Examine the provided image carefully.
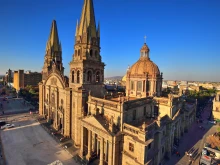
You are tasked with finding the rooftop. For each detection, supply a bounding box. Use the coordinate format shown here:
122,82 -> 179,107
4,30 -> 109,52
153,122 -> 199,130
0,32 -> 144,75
206,134 -> 220,151
128,117 -> 157,130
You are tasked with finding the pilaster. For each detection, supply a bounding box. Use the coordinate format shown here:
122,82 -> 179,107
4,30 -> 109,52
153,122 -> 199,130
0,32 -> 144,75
39,83 -> 43,115
92,132 -> 96,152
108,142 -> 113,165
99,137 -> 104,165
64,88 -> 71,137
80,126 -> 84,158
86,130 -> 92,160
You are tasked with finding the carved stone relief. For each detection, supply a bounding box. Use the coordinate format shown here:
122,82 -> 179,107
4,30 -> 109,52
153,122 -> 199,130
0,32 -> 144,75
51,78 -> 57,86
51,93 -> 55,107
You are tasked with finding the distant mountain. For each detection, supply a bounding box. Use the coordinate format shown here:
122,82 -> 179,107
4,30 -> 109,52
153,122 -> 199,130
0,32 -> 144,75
105,76 -> 123,80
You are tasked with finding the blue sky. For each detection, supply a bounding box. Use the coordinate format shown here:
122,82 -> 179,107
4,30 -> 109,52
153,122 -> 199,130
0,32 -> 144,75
0,0 -> 220,81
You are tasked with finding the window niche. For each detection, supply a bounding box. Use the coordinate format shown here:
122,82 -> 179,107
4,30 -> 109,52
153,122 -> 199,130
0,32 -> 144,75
129,143 -> 134,152
146,81 -> 151,92
95,50 -> 98,58
96,71 -> 100,82
137,81 -> 142,91
77,71 -> 80,83
87,71 -> 92,82
90,49 -> 93,57
131,81 -> 134,90
72,71 -> 74,83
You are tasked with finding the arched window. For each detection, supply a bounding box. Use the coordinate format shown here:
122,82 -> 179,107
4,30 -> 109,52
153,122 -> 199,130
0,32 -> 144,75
77,71 -> 80,83
72,71 -> 74,83
137,81 -> 142,91
96,71 -> 100,82
146,81 -> 151,91
131,81 -> 134,90
95,50 -> 98,58
87,71 -> 92,82
75,50 -> 77,56
78,49 -> 81,56
90,50 -> 93,57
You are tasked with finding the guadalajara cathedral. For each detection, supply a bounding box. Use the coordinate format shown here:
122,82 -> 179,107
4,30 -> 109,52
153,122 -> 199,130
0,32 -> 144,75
39,0 -> 196,165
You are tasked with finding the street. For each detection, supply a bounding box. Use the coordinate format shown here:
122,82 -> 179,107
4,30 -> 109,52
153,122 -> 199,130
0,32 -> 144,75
0,113 -> 78,165
165,102 -> 217,165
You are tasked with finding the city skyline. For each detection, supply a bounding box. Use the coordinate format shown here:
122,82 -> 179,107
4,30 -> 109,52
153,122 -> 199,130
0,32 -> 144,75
0,0 -> 220,81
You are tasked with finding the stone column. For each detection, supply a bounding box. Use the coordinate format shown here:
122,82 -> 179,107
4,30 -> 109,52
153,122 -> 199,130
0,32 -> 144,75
108,142 -> 113,165
92,133 -> 96,152
99,137 -> 104,165
154,80 -> 156,95
79,126 -> 84,158
104,140 -> 108,161
86,130 -> 92,160
97,140 -> 100,155
39,83 -> 43,115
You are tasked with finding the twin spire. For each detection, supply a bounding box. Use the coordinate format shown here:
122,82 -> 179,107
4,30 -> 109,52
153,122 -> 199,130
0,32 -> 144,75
46,20 -> 61,52
75,0 -> 99,39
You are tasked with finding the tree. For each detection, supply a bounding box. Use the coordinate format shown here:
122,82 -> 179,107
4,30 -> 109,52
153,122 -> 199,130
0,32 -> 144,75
29,88 -> 35,95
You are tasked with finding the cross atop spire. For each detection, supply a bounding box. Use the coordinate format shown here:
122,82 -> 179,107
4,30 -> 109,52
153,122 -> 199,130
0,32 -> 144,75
144,35 -> 147,43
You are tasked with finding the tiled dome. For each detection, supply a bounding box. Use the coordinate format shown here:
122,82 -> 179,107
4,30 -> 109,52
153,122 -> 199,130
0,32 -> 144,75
129,57 -> 160,76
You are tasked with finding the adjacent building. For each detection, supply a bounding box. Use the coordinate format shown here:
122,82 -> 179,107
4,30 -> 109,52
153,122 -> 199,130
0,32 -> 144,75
14,70 -> 24,91
14,70 -> 42,90
39,1 -> 196,165
3,69 -> 13,84
212,91 -> 220,119
24,70 -> 42,87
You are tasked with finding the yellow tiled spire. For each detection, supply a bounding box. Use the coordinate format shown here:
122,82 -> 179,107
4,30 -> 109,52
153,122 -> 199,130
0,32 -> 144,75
77,0 -> 97,38
46,20 -> 61,51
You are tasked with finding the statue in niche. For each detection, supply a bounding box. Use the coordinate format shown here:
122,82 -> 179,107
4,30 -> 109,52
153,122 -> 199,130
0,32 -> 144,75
51,78 -> 57,86
51,93 -> 55,107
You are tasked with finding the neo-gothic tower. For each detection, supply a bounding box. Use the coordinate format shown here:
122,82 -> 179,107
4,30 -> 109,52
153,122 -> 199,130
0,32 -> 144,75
69,0 -> 105,147
69,0 -> 105,97
42,20 -> 64,80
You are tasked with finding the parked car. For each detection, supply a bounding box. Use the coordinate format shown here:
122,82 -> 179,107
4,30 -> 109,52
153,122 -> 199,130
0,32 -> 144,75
1,124 -> 15,130
0,121 -> 6,126
208,120 -> 216,124
51,131 -> 59,135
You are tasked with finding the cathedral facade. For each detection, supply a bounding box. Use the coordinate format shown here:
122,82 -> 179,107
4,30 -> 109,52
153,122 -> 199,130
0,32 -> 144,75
39,0 -> 196,165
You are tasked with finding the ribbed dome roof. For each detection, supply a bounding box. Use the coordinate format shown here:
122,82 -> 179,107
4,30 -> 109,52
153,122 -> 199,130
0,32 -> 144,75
129,58 -> 160,76
122,75 -> 126,81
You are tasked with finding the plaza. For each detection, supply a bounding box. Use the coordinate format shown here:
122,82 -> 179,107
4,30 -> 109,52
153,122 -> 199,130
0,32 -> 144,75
0,97 -> 34,115
0,113 -> 78,165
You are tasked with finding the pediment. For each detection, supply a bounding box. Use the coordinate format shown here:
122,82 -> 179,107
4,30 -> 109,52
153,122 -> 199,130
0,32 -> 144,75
82,116 -> 111,135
